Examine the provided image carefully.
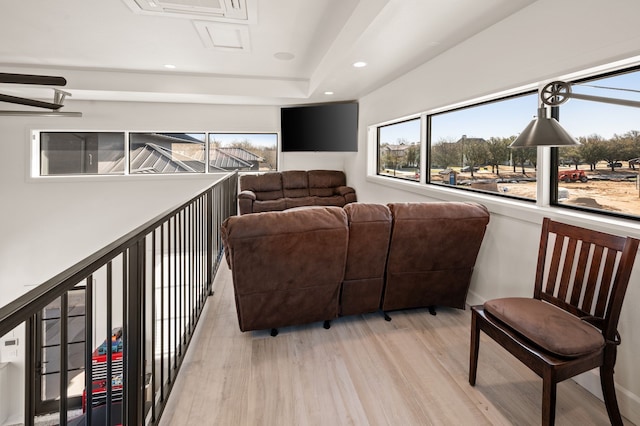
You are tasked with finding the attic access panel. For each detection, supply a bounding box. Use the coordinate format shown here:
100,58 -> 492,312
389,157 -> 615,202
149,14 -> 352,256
125,0 -> 248,21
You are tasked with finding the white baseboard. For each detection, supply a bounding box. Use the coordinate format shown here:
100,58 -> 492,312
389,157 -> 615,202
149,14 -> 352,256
466,290 -> 640,425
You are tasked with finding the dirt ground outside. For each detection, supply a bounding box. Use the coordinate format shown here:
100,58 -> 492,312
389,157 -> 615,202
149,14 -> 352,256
427,164 -> 640,217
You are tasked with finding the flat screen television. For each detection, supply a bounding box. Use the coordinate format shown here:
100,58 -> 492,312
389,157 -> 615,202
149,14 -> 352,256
280,102 -> 358,152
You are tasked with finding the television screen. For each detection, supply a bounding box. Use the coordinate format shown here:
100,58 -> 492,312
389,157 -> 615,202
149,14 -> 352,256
280,102 -> 358,152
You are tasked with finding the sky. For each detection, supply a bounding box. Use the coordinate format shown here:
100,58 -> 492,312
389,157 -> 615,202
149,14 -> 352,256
209,133 -> 277,148
561,71 -> 640,139
379,70 -> 640,144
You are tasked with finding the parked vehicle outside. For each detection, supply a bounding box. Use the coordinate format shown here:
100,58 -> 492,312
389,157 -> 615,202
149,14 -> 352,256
558,170 -> 588,183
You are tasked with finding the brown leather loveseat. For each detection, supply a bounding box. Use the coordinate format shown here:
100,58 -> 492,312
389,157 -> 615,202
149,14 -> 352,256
237,170 -> 357,215
221,201 -> 489,334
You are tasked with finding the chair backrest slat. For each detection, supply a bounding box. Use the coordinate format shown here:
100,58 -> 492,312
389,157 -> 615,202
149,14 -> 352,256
544,236 -> 565,295
581,244 -> 604,314
594,249 -> 618,317
557,236 -> 578,300
535,218 -> 639,340
569,242 -> 590,306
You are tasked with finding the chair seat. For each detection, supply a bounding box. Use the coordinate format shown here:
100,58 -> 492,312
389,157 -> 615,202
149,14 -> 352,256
484,297 -> 605,358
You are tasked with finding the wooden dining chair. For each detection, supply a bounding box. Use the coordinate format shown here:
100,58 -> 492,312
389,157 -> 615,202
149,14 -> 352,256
469,217 -> 639,425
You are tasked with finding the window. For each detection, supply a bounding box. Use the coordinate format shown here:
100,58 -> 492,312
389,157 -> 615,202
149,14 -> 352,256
429,92 -> 538,200
209,133 -> 278,172
129,133 -> 206,174
40,132 -> 125,176
372,61 -> 640,221
554,67 -> 640,218
377,118 -> 421,181
37,131 -> 279,176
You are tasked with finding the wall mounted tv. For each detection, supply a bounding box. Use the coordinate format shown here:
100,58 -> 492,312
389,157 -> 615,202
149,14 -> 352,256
280,102 -> 358,152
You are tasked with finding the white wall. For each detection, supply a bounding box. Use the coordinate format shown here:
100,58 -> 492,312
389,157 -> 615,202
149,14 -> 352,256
0,101 -> 280,423
0,101 -> 280,304
351,0 -> 640,423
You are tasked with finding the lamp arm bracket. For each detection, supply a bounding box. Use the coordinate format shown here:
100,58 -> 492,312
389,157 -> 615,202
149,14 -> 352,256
541,80 -> 640,109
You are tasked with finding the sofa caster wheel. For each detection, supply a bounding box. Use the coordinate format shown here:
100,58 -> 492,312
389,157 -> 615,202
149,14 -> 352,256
323,320 -> 331,329
428,306 -> 437,316
383,312 -> 392,322
270,328 -> 278,337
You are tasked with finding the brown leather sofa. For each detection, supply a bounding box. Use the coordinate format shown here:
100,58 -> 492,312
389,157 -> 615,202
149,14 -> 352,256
381,202 -> 490,314
221,201 -> 489,334
221,206 -> 349,334
237,170 -> 357,215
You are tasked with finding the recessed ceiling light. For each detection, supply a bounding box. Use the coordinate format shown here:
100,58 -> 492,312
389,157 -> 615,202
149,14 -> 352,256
164,64 -> 176,69
324,91 -> 334,95
274,52 -> 295,61
353,61 -> 367,68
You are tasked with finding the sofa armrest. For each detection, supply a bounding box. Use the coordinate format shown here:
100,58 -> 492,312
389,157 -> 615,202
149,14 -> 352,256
238,190 -> 256,215
335,185 -> 355,196
238,190 -> 257,201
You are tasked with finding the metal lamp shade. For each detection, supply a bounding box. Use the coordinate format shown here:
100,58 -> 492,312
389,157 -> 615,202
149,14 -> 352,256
510,115 -> 580,148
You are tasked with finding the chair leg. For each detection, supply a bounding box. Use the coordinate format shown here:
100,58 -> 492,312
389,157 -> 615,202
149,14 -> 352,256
600,363 -> 624,426
542,374 -> 557,426
469,309 -> 480,386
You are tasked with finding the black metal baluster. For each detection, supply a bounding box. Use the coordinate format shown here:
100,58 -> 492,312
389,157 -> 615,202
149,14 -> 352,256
84,276 -> 93,426
151,228 -> 157,421
125,240 -> 144,426
59,293 -> 68,426
160,222 -> 166,400
121,250 -> 128,424
25,316 -> 36,426
106,262 -> 113,426
172,214 -> 177,374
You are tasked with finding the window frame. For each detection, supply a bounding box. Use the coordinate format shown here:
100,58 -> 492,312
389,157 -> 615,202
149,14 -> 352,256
128,132 -> 207,175
369,62 -> 640,223
549,65 -> 640,221
38,131 -> 127,177
376,117 -> 422,182
31,130 -> 280,180
426,89 -> 539,203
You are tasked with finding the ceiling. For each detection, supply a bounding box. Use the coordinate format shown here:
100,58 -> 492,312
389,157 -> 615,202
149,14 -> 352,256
0,0 -> 537,108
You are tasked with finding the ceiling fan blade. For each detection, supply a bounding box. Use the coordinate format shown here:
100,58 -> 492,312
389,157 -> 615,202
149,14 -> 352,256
0,72 -> 67,86
0,93 -> 63,110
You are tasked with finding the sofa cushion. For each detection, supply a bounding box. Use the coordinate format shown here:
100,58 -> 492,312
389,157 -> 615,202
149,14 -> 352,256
484,297 -> 605,358
309,170 -> 346,197
285,196 -> 315,209
314,195 -> 346,206
386,202 -> 489,274
240,173 -> 284,201
282,170 -> 310,198
253,199 -> 287,213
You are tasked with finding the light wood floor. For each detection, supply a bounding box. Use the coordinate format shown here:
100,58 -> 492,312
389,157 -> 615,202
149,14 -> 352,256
158,263 -> 631,425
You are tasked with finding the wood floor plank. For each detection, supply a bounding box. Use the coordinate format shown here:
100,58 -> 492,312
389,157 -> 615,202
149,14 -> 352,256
159,263 -> 633,425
